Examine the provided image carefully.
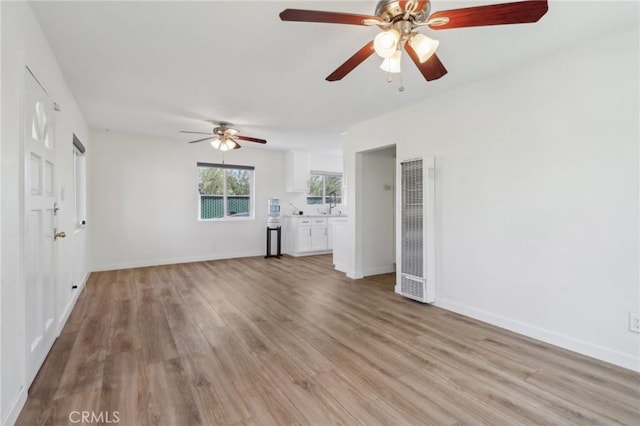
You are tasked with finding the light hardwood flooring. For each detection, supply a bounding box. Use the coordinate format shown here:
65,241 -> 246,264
17,255 -> 640,425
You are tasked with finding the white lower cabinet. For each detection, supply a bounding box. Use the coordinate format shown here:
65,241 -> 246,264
296,225 -> 313,252
311,226 -> 327,251
285,217 -> 331,256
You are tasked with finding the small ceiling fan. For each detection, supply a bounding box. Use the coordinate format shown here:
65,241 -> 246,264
181,122 -> 267,151
280,0 -> 548,82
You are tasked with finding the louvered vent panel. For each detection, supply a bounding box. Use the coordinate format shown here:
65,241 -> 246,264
401,275 -> 424,301
401,159 -> 424,278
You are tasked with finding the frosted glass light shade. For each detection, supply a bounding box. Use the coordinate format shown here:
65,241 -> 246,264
210,138 -> 239,151
374,29 -> 400,58
210,138 -> 222,150
409,33 -> 439,63
380,50 -> 402,73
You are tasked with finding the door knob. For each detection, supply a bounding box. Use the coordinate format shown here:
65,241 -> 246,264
54,229 -> 66,240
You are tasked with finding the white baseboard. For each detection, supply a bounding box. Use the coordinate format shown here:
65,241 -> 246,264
283,250 -> 332,258
363,264 -> 395,277
2,386 -> 26,426
434,298 -> 640,372
58,271 -> 90,334
91,250 -> 264,272
334,262 -> 349,273
346,271 -> 364,279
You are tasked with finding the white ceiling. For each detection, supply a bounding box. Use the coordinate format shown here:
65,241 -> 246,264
30,1 -> 639,154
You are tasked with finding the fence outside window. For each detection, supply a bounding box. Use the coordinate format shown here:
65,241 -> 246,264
200,195 -> 250,219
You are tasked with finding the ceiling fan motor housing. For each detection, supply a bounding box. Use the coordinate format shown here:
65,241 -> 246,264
375,0 -> 430,23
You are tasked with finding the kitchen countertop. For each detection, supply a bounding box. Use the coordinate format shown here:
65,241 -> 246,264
284,214 -> 348,218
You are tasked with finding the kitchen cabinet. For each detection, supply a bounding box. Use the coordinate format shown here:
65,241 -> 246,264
285,150 -> 310,192
294,219 -> 313,252
284,216 -> 331,256
311,224 -> 328,251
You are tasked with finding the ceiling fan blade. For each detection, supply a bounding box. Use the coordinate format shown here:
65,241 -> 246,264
326,41 -> 375,82
235,135 -> 267,144
405,43 -> 447,81
279,9 -> 380,26
428,0 -> 548,30
180,130 -> 211,135
229,138 -> 242,150
188,136 -> 216,144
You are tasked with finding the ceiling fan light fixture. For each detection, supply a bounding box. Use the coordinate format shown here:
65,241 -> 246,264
374,29 -> 400,58
380,50 -> 402,73
210,138 -> 222,150
214,138 -> 239,152
409,33 -> 439,63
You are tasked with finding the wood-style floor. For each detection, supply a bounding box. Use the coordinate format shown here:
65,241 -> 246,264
18,255 -> 640,425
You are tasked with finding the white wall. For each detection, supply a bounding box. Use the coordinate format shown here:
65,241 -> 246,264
360,146 -> 395,276
1,2 -> 91,424
90,130 -> 298,270
344,27 -> 639,371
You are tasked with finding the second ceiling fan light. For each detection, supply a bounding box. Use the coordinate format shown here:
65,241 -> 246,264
409,33 -> 439,63
380,50 -> 402,73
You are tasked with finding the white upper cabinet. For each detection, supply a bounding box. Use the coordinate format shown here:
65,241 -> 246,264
285,150 -> 310,192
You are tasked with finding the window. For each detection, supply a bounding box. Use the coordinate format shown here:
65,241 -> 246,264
307,172 -> 342,205
72,134 -> 86,228
197,162 -> 254,220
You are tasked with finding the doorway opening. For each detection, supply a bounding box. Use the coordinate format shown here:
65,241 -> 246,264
355,145 -> 396,285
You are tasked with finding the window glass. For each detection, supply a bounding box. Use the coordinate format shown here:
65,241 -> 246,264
324,175 -> 343,204
226,169 -> 251,217
198,164 -> 254,220
306,173 -> 343,205
307,175 -> 324,205
73,146 -> 86,228
32,101 -> 52,148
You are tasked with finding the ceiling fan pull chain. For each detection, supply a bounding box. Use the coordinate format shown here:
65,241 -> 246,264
398,56 -> 405,93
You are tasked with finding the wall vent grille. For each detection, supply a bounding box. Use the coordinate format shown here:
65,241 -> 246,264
400,275 -> 425,301
400,159 -> 427,302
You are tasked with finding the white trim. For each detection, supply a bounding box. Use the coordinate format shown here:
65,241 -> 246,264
2,387 -> 26,426
434,298 -> 640,372
197,216 -> 255,222
346,271 -> 364,280
91,250 -> 264,272
57,271 -> 90,334
334,262 -> 349,273
284,250 -> 331,258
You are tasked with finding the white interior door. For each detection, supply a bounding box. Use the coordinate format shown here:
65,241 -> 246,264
24,68 -> 58,385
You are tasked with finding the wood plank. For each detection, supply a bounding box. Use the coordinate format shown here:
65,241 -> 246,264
101,350 -> 140,425
54,313 -> 111,399
146,357 -> 201,425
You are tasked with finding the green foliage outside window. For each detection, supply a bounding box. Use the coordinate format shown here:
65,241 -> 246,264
307,173 -> 342,205
198,165 -> 253,219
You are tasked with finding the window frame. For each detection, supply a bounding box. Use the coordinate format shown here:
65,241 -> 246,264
72,134 -> 86,230
197,162 -> 255,222
306,171 -> 343,206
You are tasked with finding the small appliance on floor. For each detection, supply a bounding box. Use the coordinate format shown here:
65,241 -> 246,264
265,198 -> 282,258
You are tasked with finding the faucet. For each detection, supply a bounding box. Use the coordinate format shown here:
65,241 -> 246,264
328,192 -> 337,215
